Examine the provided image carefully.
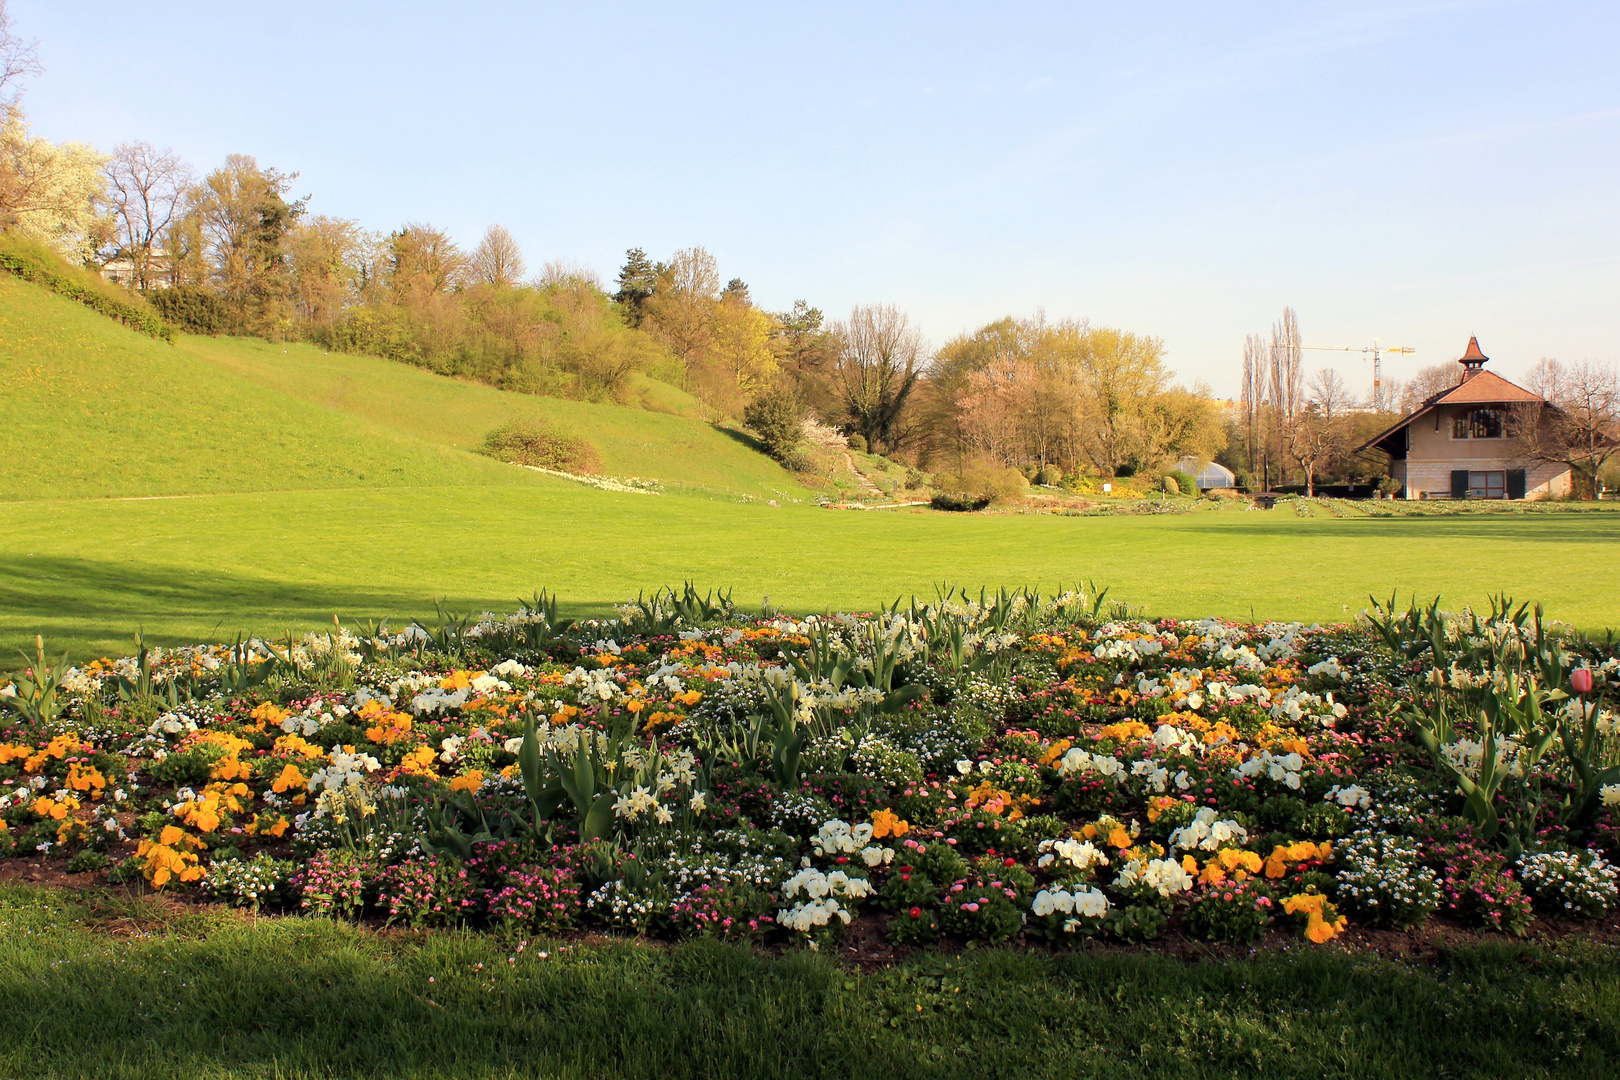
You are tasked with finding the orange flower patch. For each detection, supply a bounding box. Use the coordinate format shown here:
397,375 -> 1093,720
871,809 -> 910,839
67,762 -> 107,795
448,770 -> 485,793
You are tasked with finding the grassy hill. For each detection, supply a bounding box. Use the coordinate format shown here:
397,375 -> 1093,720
0,271 -> 809,503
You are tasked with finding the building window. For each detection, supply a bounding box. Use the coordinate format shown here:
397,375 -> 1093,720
1470,408 -> 1502,439
1469,471 -> 1505,499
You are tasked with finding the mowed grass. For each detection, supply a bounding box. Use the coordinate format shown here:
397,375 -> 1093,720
4,485 -> 1618,657
3,269 -> 1617,658
1,885 -> 1617,1080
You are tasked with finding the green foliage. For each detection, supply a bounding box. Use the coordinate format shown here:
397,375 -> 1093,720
930,491 -> 992,512
0,234 -> 173,341
148,285 -> 233,334
742,384 -> 806,463
847,433 -> 868,453
479,420 -> 601,474
1166,469 -> 1197,495
1183,882 -> 1273,943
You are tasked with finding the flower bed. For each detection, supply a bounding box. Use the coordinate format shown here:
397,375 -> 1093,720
4,586 -> 1619,952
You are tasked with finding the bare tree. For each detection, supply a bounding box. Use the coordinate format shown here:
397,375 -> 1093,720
832,303 -> 926,453
1309,366 -> 1356,422
104,141 -> 191,288
468,223 -> 525,287
1510,359 -> 1620,498
537,257 -> 601,290
1239,332 -> 1266,481
1267,307 -> 1302,488
1398,363 -> 1461,413
0,0 -> 41,109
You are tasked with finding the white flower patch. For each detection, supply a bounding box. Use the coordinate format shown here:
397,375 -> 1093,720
1036,838 -> 1110,873
1601,784 -> 1620,808
1032,886 -> 1110,920
1237,750 -> 1304,789
1440,737 -> 1525,780
307,751 -> 380,791
1113,857 -> 1194,897
811,818 -> 876,857
1168,807 -> 1249,853
1307,657 -> 1343,681
1056,748 -> 1126,779
1214,643 -> 1266,671
409,687 -> 469,717
1325,784 -> 1372,809
776,867 -> 874,933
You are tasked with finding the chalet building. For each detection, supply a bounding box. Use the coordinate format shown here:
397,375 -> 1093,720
1359,337 -> 1571,500
100,252 -> 174,290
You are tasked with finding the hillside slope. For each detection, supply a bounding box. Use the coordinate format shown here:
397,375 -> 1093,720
0,273 -> 808,502
180,336 -> 809,499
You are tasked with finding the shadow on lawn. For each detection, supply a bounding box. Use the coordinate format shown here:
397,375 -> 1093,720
1182,513 -> 1620,544
0,554 -> 586,657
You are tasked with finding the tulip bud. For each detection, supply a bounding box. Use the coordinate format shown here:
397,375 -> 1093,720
1572,669 -> 1594,695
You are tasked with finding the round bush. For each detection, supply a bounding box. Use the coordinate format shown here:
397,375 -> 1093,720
479,421 -> 601,474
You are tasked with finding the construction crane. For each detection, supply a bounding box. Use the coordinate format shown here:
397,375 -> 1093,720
1301,341 -> 1416,411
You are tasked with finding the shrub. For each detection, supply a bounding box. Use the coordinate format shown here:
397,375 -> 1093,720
1184,880 -> 1273,943
1035,464 -> 1064,486
1519,849 -> 1619,919
930,492 -> 991,512
939,873 -> 1024,943
479,420 -> 601,474
0,235 -> 174,341
204,853 -> 297,911
374,856 -> 478,928
1170,469 -> 1198,494
1334,831 -> 1440,928
148,285 -> 233,335
742,385 -> 806,463
294,850 -> 371,918
847,433 -> 868,453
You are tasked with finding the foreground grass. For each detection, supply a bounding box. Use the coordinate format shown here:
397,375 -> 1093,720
0,885 -> 1614,1079
3,484 -> 1619,657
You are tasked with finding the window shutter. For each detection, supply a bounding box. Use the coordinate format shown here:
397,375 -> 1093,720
1507,470 -> 1527,500
1451,470 -> 1469,499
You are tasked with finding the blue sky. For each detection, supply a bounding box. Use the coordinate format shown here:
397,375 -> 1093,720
15,1 -> 1619,395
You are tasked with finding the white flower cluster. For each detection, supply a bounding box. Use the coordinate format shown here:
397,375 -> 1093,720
203,855 -> 295,910
1519,849 -> 1619,919
776,867 -> 874,933
810,819 -> 892,867
1333,830 -> 1440,928
1056,747 -> 1126,779
1031,886 -> 1110,923
1093,636 -> 1166,663
1306,656 -> 1343,680
1112,857 -> 1194,897
1324,784 -> 1371,809
1168,807 -> 1248,853
1439,737 -> 1525,780
307,751 -> 380,791
1236,750 -> 1304,789
1601,783 -> 1620,808
1036,837 -> 1111,873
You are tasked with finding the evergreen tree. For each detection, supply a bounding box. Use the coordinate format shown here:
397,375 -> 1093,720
613,247 -> 658,326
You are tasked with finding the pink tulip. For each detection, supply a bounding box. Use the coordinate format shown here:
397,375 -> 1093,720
1572,669 -> 1594,695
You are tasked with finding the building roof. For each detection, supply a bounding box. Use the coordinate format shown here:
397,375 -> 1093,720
1355,337 -> 1548,454
1429,369 -> 1542,406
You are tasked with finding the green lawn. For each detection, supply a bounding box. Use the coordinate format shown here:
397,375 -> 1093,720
4,267 -> 1618,659
4,485 -> 1618,658
1,884 -> 1615,1079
